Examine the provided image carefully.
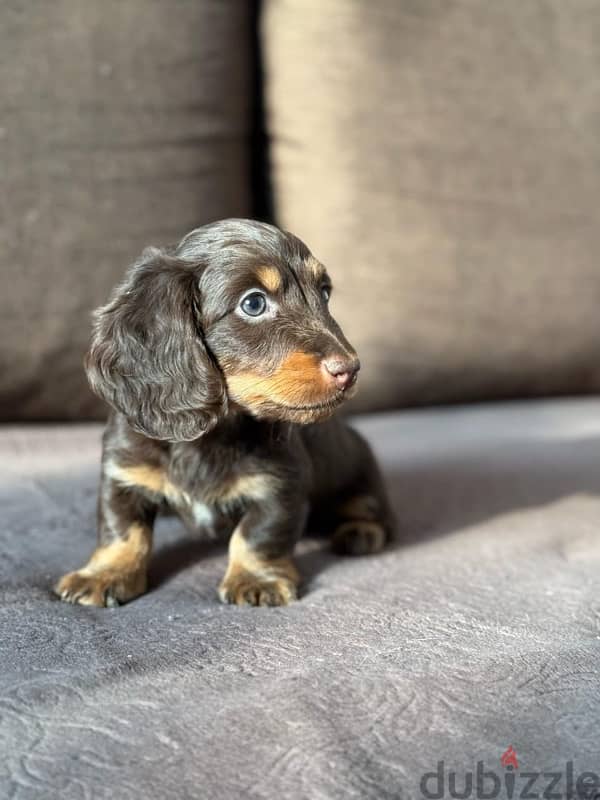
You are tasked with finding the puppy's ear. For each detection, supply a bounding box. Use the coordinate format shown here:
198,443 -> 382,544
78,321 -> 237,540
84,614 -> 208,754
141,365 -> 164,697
86,247 -> 227,441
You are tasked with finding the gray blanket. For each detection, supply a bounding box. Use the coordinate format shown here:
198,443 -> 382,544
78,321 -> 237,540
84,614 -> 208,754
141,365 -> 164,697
2,400 -> 600,799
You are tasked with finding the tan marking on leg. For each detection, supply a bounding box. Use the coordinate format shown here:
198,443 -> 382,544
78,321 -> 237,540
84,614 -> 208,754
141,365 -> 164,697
54,523 -> 152,607
218,527 -> 299,607
333,495 -> 386,556
256,265 -> 282,293
338,494 -> 380,522
106,462 -> 188,505
212,473 -> 279,506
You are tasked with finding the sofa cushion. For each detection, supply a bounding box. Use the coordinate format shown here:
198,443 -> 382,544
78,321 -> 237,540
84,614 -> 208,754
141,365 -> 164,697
0,1 -> 252,421
2,399 -> 600,796
262,0 -> 600,411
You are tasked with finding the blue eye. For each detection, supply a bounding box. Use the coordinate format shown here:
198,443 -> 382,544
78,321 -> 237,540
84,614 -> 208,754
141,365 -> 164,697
241,291 -> 267,317
321,285 -> 331,302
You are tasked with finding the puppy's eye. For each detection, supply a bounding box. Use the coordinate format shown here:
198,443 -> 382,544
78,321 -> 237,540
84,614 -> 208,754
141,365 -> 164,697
321,285 -> 331,302
241,291 -> 267,317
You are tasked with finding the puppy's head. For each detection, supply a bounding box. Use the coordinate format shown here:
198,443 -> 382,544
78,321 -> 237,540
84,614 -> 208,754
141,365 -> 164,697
86,219 -> 359,441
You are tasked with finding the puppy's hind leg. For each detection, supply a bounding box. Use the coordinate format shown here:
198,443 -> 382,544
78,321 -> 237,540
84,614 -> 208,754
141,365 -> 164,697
330,430 -> 394,557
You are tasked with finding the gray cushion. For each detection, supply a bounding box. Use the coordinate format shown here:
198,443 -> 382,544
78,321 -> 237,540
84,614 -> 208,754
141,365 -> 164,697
0,1 -> 252,421
262,0 -> 600,411
2,399 -> 600,796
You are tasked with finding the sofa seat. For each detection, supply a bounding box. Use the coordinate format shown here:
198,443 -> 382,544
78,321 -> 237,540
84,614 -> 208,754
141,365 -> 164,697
2,399 -> 600,798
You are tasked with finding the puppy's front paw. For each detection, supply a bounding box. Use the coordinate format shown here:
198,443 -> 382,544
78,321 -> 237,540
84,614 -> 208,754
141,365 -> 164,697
220,528 -> 299,607
54,567 -> 147,607
218,572 -> 297,607
332,520 -> 386,556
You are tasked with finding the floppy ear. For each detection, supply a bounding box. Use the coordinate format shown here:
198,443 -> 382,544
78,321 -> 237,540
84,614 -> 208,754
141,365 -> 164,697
86,247 -> 227,441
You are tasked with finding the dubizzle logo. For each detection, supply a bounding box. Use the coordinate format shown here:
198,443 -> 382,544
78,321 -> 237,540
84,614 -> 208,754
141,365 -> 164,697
419,746 -> 600,799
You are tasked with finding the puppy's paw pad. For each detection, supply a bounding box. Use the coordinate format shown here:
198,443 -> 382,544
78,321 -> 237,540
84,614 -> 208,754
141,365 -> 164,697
332,520 -> 386,556
54,569 -> 144,607
218,574 -> 297,607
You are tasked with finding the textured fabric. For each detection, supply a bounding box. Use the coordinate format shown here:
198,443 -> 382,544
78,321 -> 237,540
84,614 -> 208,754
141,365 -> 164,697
262,0 -> 600,411
0,1 -> 252,421
2,399 -> 600,798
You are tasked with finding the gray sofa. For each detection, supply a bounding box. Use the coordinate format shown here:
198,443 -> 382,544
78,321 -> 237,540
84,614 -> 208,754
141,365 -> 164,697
2,2 -> 600,797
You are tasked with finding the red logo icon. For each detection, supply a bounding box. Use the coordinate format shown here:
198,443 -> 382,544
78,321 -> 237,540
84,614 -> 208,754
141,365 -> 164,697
501,745 -> 519,770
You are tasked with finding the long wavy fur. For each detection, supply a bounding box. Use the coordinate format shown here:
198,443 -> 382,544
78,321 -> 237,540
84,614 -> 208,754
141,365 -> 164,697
85,247 -> 227,442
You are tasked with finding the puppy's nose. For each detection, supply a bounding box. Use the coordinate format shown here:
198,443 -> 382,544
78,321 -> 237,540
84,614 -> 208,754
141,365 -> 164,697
322,356 -> 360,391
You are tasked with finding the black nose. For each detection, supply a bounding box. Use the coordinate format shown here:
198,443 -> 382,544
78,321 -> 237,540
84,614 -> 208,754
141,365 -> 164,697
322,356 -> 360,391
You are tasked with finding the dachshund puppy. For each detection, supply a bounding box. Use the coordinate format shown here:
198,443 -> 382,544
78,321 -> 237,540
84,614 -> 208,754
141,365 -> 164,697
55,219 -> 393,607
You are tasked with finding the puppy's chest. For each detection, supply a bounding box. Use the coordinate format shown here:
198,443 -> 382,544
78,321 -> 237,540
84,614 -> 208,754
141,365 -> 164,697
162,459 -> 235,525
109,440 -> 271,529
158,467 -> 235,527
